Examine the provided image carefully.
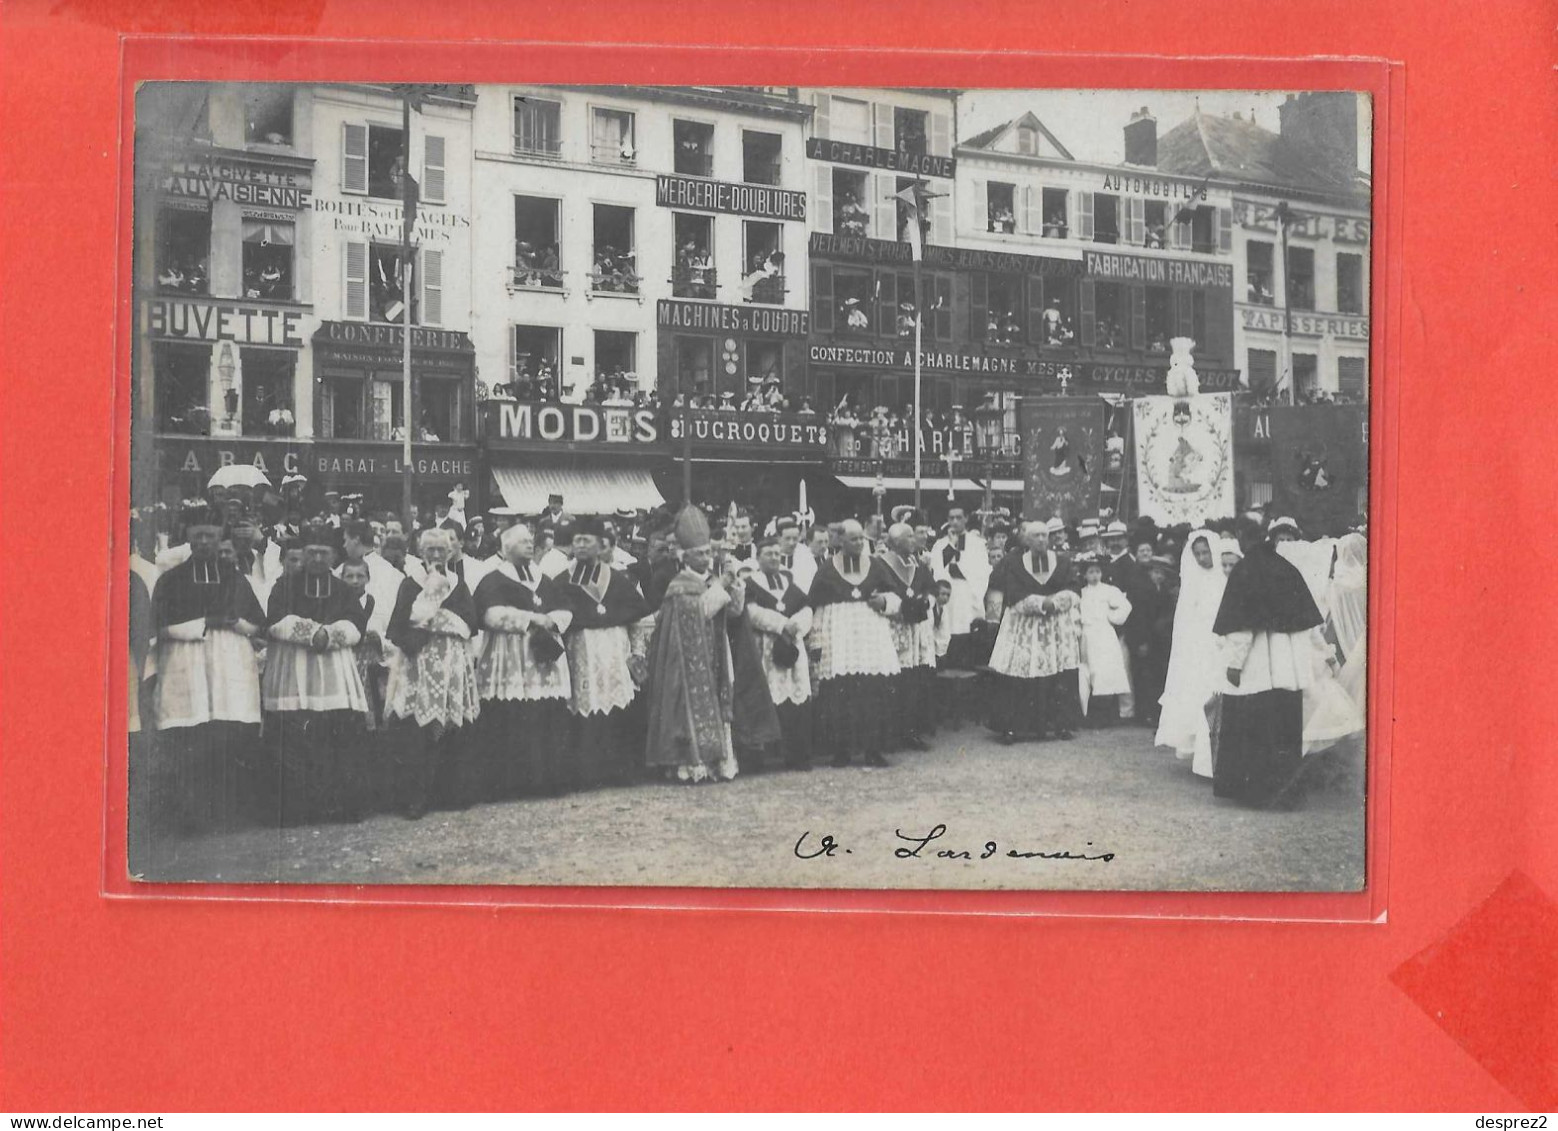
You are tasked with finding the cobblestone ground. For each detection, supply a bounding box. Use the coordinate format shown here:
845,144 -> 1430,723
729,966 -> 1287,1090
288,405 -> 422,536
134,721 -> 1367,893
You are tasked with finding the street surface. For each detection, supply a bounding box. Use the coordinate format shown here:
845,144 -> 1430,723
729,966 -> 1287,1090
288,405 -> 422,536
140,722 -> 1367,892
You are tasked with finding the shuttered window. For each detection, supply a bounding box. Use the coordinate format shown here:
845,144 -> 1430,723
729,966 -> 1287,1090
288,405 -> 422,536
422,134 -> 446,204
1247,348 -> 1278,392
1338,356 -> 1367,397
342,123 -> 368,194
421,248 -> 443,326
344,241 -> 368,319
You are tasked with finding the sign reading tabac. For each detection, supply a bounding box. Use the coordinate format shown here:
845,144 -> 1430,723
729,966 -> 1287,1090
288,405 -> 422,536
654,175 -> 807,221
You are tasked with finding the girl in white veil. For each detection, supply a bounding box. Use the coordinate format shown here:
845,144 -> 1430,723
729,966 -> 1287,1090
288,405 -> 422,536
1154,529 -> 1226,776
1328,532 -> 1368,716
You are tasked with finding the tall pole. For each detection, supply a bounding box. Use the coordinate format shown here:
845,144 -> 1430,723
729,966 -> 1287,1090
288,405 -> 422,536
400,93 -> 415,530
681,394 -> 693,506
1278,200 -> 1295,407
912,253 -> 923,511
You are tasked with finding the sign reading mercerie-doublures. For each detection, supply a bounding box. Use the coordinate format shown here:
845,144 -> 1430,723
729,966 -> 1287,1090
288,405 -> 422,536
654,175 -> 807,220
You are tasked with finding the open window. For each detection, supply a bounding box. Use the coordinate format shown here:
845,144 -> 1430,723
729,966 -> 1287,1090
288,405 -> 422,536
673,119 -> 714,177
742,130 -> 782,185
746,341 -> 785,399
832,168 -> 870,237
1093,193 -> 1120,244
894,107 -> 928,155
1287,246 -> 1316,310
508,325 -> 562,400
366,124 -> 406,200
674,336 -> 715,398
987,182 -> 1016,233
241,218 -> 293,300
240,348 -> 295,436
672,213 -> 715,299
592,330 -> 637,403
416,378 -> 460,441
1144,286 -> 1173,353
829,96 -> 871,145
367,243 -> 414,324
513,95 -> 562,157
514,195 -> 563,288
155,206 -> 209,294
153,343 -> 210,433
1189,205 -> 1217,254
318,375 -> 365,440
1093,282 -> 1126,349
1041,188 -> 1068,238
741,221 -> 785,304
1293,352 -> 1319,399
243,84 -> 293,146
1143,201 -> 1168,249
984,274 -> 1024,345
592,204 -> 638,294
1337,252 -> 1364,314
1037,278 -> 1078,346
833,267 -> 874,335
590,107 -> 636,165
1247,240 -> 1275,304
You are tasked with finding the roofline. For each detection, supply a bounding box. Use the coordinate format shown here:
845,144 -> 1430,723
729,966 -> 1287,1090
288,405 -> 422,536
561,85 -> 813,122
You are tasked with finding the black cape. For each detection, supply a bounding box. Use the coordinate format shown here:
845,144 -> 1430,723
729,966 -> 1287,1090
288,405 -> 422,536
1212,542 -> 1323,635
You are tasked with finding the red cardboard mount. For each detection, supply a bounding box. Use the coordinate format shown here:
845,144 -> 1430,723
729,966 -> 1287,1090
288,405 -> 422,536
2,3 -> 1553,1111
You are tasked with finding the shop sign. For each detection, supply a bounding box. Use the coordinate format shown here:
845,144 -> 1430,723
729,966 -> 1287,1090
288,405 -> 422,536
832,457 -> 1024,480
1084,250 -> 1234,290
1233,199 -> 1371,244
311,198 -> 470,243
1239,305 -> 1369,340
160,154 -> 311,210
656,300 -> 809,338
809,232 -> 1081,276
157,437 -> 305,480
144,298 -> 305,348
488,401 -> 660,445
311,443 -> 475,482
805,137 -> 954,178
1099,172 -> 1210,202
669,411 -> 830,450
655,175 -> 807,221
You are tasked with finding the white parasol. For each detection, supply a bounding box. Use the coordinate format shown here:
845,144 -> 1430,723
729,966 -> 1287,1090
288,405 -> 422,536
207,464 -> 272,490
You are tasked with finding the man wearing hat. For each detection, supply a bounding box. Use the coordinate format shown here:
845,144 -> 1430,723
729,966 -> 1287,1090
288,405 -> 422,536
1076,518 -> 1103,559
930,506 -> 991,670
261,523 -> 371,826
1102,519 -> 1149,723
742,536 -> 815,771
645,507 -> 776,783
550,516 -> 652,788
146,503 -> 267,843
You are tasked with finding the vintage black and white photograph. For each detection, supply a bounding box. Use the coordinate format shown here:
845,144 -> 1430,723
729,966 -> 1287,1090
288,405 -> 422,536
125,83 -> 1373,891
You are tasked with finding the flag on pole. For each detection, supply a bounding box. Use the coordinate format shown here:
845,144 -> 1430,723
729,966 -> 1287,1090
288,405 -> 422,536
892,179 -> 929,262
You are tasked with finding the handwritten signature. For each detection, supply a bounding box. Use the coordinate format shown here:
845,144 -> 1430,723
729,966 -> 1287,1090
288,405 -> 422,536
793,824 -> 1115,863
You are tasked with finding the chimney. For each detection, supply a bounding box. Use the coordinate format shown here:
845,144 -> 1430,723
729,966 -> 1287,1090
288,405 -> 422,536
1123,106 -> 1156,166
1279,91 -> 1358,174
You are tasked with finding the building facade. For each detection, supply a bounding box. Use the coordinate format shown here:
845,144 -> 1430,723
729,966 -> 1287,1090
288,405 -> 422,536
133,82 -> 318,505
469,85 -> 815,515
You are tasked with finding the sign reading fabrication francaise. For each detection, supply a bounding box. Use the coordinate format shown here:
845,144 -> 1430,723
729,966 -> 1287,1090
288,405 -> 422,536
1085,251 -> 1233,290
657,300 -> 809,338
655,175 -> 807,221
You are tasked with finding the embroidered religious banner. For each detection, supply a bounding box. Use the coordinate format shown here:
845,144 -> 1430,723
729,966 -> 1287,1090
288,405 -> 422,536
1018,397 -> 1107,522
1269,402 -> 1368,536
1132,393 -> 1236,526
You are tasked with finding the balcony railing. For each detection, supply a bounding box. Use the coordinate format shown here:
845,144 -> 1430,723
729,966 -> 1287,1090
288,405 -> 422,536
674,152 -> 714,177
513,135 -> 562,158
591,141 -> 636,165
512,262 -> 565,290
671,266 -> 717,299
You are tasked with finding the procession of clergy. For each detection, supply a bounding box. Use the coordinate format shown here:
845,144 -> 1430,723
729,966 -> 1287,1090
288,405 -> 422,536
127,488 -> 1366,851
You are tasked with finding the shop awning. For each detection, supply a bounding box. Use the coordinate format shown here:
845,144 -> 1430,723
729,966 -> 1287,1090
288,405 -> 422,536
491,465 -> 665,515
835,474 -> 985,493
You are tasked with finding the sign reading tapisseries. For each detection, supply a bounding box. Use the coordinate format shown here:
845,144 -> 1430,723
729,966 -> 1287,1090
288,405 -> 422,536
805,137 -> 955,178
1084,251 -> 1234,290
656,300 -> 809,338
1239,305 -> 1370,340
655,175 -> 807,220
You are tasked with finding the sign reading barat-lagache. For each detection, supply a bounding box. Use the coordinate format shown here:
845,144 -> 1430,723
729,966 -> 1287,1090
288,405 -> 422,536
655,175 -> 807,221
491,402 -> 661,445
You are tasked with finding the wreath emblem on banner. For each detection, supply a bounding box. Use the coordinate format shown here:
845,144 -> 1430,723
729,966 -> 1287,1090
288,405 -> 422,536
1138,398 -> 1231,523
